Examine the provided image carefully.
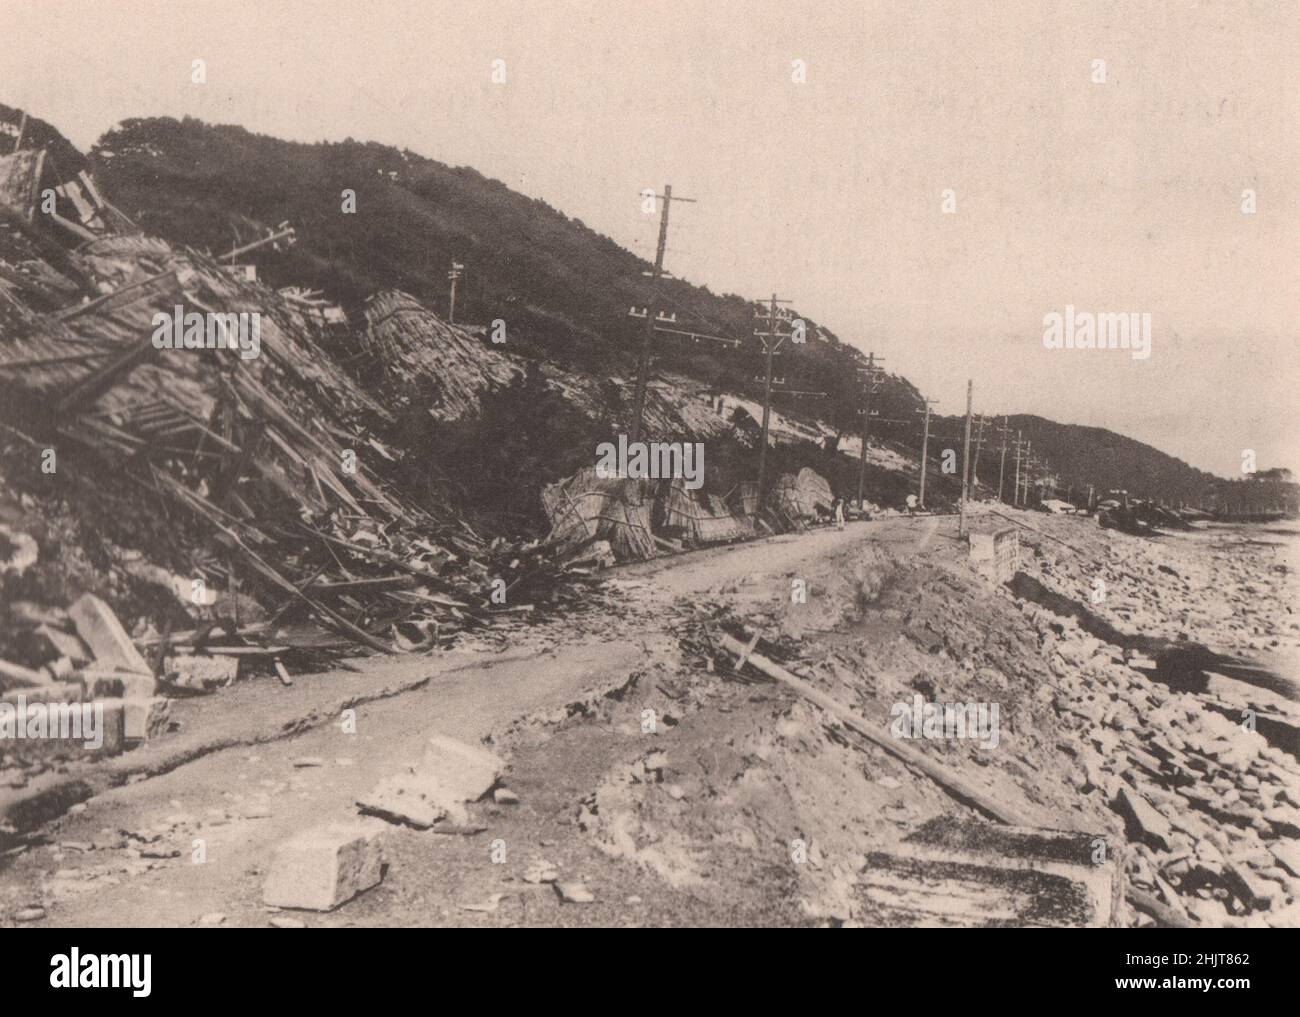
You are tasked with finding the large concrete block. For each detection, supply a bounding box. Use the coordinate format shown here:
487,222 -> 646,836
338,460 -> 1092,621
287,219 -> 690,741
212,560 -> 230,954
859,816 -> 1124,928
417,734 -> 503,802
360,736 -> 505,829
68,594 -> 152,676
123,697 -> 171,741
358,773 -> 448,828
263,822 -> 386,911
0,695 -> 125,758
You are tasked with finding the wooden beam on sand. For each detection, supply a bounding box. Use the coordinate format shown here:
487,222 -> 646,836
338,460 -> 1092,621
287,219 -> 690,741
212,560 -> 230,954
714,630 -> 1029,826
713,630 -> 1194,928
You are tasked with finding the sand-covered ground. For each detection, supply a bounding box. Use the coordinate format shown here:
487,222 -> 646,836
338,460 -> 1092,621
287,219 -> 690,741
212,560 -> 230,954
4,512 -> 1296,927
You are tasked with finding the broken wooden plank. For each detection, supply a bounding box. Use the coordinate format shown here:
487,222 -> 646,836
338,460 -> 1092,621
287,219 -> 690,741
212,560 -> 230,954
152,473 -> 394,654
0,657 -> 48,687
306,575 -> 418,596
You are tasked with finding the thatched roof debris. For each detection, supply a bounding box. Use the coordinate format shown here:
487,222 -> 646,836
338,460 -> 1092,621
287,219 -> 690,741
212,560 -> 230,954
0,155 -> 603,710
541,467 -> 657,562
765,468 -> 834,529
362,290 -> 519,420
541,466 -> 832,563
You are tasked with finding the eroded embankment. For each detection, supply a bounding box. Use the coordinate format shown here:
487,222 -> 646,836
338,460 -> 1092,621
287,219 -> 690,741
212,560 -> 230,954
494,516 -> 1299,927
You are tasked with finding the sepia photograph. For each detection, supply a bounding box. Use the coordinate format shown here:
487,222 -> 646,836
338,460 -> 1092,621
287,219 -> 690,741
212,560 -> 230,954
0,0 -> 1296,990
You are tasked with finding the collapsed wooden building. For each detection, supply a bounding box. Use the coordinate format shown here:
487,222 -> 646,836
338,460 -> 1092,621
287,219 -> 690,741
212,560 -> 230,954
0,133 -> 837,715
0,146 -> 600,689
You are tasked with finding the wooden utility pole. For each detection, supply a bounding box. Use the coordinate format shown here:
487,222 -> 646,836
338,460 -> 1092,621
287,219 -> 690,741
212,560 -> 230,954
447,261 -> 464,324
629,184 -> 694,445
12,111 -> 27,153
753,293 -> 793,500
970,414 -> 989,488
996,417 -> 1012,503
855,353 -> 885,507
917,397 -> 938,508
959,380 -> 973,538
1012,431 -> 1028,506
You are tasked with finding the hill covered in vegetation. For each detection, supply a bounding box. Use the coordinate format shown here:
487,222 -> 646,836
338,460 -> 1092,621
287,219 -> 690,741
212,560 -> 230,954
2,104 -> 1260,509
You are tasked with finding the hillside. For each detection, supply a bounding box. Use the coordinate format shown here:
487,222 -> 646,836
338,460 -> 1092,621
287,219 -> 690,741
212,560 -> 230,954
88,115 -> 908,428
2,104 -> 1260,509
968,414 -> 1221,504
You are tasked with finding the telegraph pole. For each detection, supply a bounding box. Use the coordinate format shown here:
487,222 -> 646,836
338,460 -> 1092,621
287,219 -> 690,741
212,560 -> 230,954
447,261 -> 464,324
959,380 -> 973,538
917,397 -> 938,509
970,414 -> 987,489
996,417 -> 1012,503
856,353 -> 885,507
629,184 -> 695,445
1012,431 -> 1028,506
753,293 -> 793,500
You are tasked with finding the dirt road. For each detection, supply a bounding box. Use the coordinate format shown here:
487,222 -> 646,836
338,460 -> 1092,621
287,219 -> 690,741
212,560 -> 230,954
2,517 -> 896,927
6,511 -> 1296,928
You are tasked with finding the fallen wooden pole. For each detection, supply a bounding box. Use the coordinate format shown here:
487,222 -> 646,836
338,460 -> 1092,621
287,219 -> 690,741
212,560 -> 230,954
714,631 -> 1030,826
154,474 -> 394,654
714,629 -> 1194,928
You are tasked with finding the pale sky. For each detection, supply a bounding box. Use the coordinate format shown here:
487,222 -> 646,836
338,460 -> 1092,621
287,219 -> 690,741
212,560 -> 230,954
1,0 -> 1295,476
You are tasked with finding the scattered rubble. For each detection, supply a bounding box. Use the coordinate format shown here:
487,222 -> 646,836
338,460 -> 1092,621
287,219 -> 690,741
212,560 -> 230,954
358,735 -> 503,829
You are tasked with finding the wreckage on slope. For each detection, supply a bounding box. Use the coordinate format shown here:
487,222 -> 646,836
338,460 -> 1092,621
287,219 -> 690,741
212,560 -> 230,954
0,145 -> 601,716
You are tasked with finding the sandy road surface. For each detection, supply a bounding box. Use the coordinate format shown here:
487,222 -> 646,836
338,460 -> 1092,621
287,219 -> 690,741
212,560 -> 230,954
2,517 -> 904,927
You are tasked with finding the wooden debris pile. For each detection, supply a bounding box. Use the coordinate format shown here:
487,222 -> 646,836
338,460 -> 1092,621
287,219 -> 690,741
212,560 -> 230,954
0,147 -> 603,690
541,467 -> 658,561
541,464 -> 834,563
764,467 -> 834,530
362,289 -> 520,420
659,478 -> 754,545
